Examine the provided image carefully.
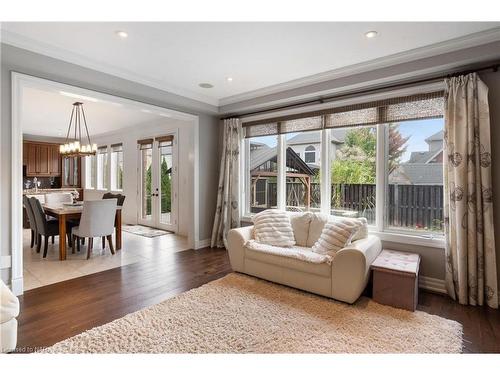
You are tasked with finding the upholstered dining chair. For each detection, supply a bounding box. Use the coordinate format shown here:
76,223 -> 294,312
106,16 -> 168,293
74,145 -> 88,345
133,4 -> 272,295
71,199 -> 118,259
23,195 -> 38,250
101,193 -> 126,248
45,192 -> 73,204
28,197 -> 73,258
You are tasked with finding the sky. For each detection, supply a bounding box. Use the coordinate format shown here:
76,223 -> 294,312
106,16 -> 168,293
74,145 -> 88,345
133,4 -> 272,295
249,118 -> 444,161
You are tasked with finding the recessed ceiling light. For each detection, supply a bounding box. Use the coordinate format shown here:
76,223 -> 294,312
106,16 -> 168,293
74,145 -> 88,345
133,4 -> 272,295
140,109 -> 152,114
226,77 -> 233,82
199,83 -> 214,89
115,30 -> 128,39
365,31 -> 378,39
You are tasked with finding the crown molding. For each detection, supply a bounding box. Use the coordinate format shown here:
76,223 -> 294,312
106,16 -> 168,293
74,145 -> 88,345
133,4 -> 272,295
0,29 -> 219,107
219,27 -> 500,107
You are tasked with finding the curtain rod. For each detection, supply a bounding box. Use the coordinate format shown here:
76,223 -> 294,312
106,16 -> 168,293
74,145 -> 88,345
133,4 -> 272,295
221,62 -> 500,120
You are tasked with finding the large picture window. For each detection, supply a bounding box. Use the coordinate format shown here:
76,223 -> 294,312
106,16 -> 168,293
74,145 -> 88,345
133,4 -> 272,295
85,154 -> 96,189
242,90 -> 445,239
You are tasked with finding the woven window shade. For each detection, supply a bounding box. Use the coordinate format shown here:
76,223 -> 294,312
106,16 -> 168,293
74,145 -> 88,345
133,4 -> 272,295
97,146 -> 108,153
244,122 -> 279,138
156,135 -> 174,143
243,91 -> 444,135
137,139 -> 153,150
111,143 -> 123,152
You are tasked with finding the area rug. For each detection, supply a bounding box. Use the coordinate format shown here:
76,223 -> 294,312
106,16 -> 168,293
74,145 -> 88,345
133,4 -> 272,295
122,225 -> 172,238
41,273 -> 463,353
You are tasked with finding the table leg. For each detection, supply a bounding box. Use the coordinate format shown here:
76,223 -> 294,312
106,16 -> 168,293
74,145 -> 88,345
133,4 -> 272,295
116,210 -> 122,250
59,213 -> 67,261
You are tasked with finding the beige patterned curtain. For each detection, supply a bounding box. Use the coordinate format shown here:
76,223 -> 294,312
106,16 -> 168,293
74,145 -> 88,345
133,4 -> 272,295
211,118 -> 242,248
444,73 -> 498,308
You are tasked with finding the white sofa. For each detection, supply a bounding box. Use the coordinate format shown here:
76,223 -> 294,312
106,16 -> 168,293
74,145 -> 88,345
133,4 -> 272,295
1,280 -> 20,353
227,212 -> 382,304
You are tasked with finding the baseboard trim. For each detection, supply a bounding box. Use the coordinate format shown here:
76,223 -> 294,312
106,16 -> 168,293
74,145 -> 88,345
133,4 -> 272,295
419,276 -> 446,294
194,238 -> 211,249
11,277 -> 23,296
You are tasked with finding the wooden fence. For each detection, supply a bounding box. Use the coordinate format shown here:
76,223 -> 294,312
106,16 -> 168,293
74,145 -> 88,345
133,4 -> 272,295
251,182 -> 443,231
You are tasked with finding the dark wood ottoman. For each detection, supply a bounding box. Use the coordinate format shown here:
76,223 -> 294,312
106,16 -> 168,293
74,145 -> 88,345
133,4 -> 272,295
371,249 -> 421,311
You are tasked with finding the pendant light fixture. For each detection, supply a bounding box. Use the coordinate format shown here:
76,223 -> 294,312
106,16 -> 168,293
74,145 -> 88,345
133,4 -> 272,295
59,102 -> 97,157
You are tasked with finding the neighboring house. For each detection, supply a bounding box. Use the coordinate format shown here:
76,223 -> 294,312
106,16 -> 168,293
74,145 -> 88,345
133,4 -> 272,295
389,130 -> 444,185
284,128 -> 347,170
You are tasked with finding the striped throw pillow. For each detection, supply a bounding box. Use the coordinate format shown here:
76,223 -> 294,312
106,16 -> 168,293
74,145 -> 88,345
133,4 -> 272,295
311,219 -> 362,256
252,209 -> 296,247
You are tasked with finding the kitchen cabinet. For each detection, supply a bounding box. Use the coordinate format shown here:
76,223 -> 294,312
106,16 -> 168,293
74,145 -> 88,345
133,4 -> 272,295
23,141 -> 61,177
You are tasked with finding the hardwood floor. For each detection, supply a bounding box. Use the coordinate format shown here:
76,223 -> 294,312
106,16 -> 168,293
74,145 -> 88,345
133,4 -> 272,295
15,247 -> 500,353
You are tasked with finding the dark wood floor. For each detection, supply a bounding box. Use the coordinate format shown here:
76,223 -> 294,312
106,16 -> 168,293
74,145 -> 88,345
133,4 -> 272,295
15,247 -> 500,353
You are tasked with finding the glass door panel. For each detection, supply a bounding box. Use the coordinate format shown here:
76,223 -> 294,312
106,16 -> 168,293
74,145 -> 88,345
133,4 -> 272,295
138,142 -> 154,225
159,140 -> 173,226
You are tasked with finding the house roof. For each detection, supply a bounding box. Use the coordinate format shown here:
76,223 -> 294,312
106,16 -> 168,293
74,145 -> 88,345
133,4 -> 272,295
425,130 -> 444,142
390,163 -> 443,185
408,150 -> 436,163
250,146 -> 314,175
286,128 -> 346,145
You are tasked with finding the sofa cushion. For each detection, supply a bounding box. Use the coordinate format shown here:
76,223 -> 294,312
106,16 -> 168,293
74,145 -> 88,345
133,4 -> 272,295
350,217 -> 368,241
245,244 -> 332,277
306,213 -> 329,247
311,219 -> 362,256
0,280 -> 19,324
289,212 -> 312,246
252,209 -> 295,247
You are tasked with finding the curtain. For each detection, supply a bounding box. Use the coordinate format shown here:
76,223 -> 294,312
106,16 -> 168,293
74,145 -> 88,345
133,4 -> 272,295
211,118 -> 242,248
444,73 -> 498,308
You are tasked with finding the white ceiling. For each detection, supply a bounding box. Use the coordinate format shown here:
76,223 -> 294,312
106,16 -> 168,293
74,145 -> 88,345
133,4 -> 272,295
3,22 -> 500,106
21,86 -> 165,137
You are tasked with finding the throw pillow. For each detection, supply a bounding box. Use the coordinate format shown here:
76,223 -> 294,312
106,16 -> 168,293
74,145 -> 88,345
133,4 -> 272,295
311,219 -> 362,256
252,209 -> 296,247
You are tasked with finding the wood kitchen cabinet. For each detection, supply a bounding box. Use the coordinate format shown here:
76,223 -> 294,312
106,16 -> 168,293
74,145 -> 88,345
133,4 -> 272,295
23,141 -> 61,177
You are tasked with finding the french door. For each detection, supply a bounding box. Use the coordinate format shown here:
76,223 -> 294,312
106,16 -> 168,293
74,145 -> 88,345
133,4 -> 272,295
137,135 -> 178,232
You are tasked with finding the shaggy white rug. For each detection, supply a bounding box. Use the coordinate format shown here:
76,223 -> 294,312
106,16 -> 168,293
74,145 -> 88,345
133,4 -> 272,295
42,273 -> 462,353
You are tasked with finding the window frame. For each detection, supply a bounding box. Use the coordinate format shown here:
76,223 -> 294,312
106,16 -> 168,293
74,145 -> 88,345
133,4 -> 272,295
241,85 -> 446,248
110,143 -> 124,192
304,145 -> 316,163
96,145 -> 109,191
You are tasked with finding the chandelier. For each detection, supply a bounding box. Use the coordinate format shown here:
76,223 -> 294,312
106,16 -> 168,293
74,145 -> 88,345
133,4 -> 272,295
59,102 -> 97,157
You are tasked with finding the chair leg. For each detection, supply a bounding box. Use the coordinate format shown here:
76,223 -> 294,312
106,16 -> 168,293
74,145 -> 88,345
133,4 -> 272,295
72,234 -> 76,254
36,234 -> 42,253
107,235 -> 115,255
30,230 -> 35,248
82,238 -> 85,245
67,233 -> 72,248
86,237 -> 93,260
43,236 -> 49,258
102,236 -> 106,249
77,236 -> 81,252
51,235 -> 55,244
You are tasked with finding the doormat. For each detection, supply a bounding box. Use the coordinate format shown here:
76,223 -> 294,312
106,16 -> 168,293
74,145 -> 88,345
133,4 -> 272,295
122,225 -> 173,238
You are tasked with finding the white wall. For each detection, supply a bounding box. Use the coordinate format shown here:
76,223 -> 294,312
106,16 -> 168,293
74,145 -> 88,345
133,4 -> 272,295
83,118 -> 193,237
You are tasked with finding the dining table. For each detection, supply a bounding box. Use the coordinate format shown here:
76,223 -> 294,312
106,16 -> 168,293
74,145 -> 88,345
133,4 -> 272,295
42,202 -> 122,260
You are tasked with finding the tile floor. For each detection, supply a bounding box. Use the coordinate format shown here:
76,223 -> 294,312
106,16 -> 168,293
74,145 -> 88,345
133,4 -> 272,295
23,228 -> 189,291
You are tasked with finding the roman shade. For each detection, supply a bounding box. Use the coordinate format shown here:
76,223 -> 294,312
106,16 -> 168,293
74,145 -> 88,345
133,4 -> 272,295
137,139 -> 153,150
243,91 -> 444,138
111,143 -> 123,152
97,146 -> 108,153
156,135 -> 174,143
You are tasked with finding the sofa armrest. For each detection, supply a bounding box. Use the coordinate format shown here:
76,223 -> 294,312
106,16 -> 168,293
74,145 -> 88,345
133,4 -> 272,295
227,226 -> 254,272
330,235 -> 382,303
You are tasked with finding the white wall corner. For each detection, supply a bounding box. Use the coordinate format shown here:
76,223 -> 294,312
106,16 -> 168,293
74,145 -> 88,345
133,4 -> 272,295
419,276 -> 447,294
11,277 -> 24,296
0,255 -> 12,270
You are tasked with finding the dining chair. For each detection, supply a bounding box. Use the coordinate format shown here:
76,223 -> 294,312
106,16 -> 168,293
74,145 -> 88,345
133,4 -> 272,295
28,197 -> 73,258
45,192 -> 73,205
71,199 -> 118,259
23,195 -> 38,250
101,193 -> 126,248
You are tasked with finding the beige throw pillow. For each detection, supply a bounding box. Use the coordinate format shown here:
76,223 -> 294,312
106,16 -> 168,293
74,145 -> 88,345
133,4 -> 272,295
252,209 -> 296,247
311,219 -> 362,256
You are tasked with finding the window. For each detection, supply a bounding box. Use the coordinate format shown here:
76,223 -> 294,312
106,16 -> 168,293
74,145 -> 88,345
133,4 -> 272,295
110,143 -> 124,191
97,146 -> 109,190
304,145 -> 316,163
386,119 -> 444,234
330,126 -> 377,224
245,135 -> 278,214
85,154 -> 97,189
285,131 -> 321,212
242,91 -> 445,239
